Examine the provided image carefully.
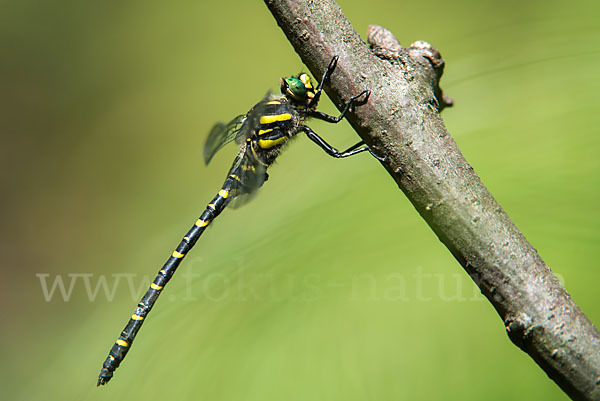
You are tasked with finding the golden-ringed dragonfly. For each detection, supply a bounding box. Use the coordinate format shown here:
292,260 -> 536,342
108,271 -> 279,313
97,56 -> 379,386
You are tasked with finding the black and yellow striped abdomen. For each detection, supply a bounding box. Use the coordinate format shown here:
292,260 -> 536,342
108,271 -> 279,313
97,177 -> 236,385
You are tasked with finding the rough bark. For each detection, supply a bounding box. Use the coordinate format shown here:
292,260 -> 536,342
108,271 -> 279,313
263,1 -> 600,400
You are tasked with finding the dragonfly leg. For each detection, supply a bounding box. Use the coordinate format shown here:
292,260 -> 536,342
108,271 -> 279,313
309,90 -> 370,123
309,56 -> 339,108
303,126 -> 377,158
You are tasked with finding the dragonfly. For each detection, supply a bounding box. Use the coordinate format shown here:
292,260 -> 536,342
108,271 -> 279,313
97,55 -> 379,386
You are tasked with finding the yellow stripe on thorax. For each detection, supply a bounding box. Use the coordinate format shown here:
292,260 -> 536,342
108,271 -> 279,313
265,100 -> 281,105
258,128 -> 273,136
259,113 -> 292,124
258,136 -> 288,149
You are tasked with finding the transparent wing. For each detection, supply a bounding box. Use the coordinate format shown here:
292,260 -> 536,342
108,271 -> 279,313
203,95 -> 273,165
203,115 -> 246,165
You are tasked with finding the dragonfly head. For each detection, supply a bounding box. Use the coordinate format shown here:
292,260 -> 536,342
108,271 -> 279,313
281,74 -> 316,106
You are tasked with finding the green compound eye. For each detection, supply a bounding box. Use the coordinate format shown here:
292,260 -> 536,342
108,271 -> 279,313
285,77 -> 307,99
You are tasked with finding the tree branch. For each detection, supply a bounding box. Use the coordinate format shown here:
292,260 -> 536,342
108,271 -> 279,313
264,1 -> 600,400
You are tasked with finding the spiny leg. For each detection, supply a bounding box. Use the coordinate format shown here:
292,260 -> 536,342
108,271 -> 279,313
309,90 -> 370,123
309,55 -> 339,108
303,126 -> 375,158
97,175 -> 237,386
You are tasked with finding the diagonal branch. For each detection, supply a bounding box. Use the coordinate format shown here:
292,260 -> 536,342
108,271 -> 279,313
264,1 -> 600,400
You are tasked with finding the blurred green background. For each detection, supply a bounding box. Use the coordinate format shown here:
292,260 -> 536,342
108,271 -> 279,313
2,0 -> 599,400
